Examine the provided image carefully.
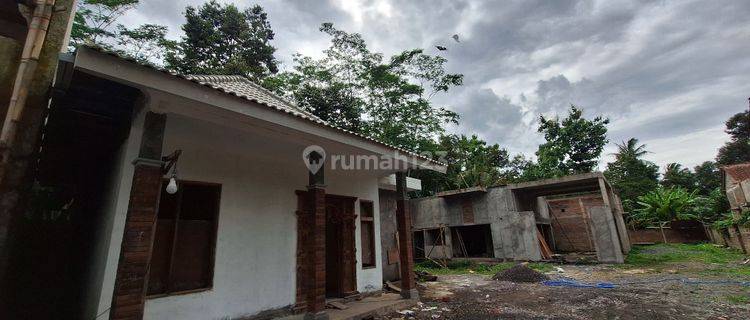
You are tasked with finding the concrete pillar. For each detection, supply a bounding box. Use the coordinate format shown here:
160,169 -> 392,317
109,111 -> 166,320
306,163 -> 328,320
395,172 -> 418,299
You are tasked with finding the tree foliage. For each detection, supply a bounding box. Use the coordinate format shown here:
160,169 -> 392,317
604,138 -> 660,214
690,187 -> 731,224
415,135 -> 510,194
269,23 -> 462,150
166,0 -> 279,81
692,161 -> 721,196
631,187 -> 698,226
660,163 -> 695,190
515,106 -> 609,181
69,0 -> 174,64
716,109 -> 750,165
70,0 -> 140,46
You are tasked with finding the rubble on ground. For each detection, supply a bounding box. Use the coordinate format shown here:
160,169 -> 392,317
491,264 -> 550,283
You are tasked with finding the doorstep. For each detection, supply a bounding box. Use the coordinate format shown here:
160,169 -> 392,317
327,293 -> 417,320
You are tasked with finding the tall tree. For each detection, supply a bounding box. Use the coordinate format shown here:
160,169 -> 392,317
166,0 -> 279,81
70,0 -> 140,47
693,161 -> 721,196
531,105 -> 609,178
411,134 -> 510,196
661,163 -> 695,190
70,0 -> 174,64
115,24 -> 176,64
604,138 -> 660,214
716,108 -> 750,165
270,23 -> 462,150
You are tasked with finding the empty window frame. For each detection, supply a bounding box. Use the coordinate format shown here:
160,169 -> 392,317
147,181 -> 221,297
360,200 -> 376,268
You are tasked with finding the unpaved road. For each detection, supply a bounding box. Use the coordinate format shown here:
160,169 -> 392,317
380,265 -> 750,320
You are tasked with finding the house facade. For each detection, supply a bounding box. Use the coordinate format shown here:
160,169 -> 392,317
12,46 -> 443,320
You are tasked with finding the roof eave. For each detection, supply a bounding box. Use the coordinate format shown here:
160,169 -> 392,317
71,46 -> 447,173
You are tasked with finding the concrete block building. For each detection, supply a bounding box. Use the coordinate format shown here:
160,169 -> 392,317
398,173 -> 630,270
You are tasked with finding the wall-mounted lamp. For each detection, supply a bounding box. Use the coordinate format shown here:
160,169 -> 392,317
162,150 -> 182,195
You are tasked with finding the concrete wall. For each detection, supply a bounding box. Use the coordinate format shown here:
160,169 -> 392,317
588,206 -> 624,263
90,110 -> 385,319
410,187 -> 541,261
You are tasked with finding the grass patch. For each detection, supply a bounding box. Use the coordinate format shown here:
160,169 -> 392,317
724,294 -> 750,304
623,243 -> 750,277
624,243 -> 746,267
415,259 -> 554,276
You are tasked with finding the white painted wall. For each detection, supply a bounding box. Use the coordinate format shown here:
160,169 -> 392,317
91,110 -> 385,320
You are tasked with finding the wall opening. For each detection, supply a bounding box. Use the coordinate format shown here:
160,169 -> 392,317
451,224 -> 493,258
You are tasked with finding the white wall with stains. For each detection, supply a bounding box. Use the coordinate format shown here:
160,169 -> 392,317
89,108 -> 385,320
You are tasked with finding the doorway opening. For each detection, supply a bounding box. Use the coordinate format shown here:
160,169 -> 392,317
451,224 -> 494,258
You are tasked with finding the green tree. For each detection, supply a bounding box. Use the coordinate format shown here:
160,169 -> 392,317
693,161 -> 721,196
716,109 -> 750,165
604,138 -> 660,214
270,23 -> 462,150
166,0 -> 279,81
661,163 -> 695,190
410,135 -> 510,196
70,0 -> 140,47
70,0 -> 174,64
631,187 -> 698,227
690,187 -> 731,224
115,24 -> 176,64
530,105 -> 610,179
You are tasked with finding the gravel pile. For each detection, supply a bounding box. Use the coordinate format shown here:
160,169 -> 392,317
492,264 -> 549,283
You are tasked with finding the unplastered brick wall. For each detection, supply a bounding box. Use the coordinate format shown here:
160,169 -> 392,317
546,194 -> 604,252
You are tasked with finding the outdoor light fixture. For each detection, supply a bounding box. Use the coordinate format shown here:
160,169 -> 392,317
162,150 -> 183,195
166,175 -> 178,194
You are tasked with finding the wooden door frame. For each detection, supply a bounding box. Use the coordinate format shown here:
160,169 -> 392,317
324,194 -> 358,298
295,191 -> 358,304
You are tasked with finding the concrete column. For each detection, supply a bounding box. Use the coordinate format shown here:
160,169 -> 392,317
109,112 -> 166,320
395,172 -> 418,299
306,165 -> 328,320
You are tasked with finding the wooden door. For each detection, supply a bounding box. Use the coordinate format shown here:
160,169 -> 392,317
324,195 -> 357,298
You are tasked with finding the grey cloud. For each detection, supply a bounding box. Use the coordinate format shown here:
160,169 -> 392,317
125,0 -> 750,167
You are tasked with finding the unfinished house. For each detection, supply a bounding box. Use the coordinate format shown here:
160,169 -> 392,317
5,46 -> 446,320
722,163 -> 750,215
409,173 -> 631,264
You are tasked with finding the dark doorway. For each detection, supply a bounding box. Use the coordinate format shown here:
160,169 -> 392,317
324,195 -> 357,298
451,224 -> 494,258
5,71 -> 139,319
413,230 -> 425,260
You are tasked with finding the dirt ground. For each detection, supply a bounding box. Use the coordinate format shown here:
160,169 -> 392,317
380,263 -> 750,320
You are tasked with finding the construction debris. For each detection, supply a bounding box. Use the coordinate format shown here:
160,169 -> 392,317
492,264 -> 550,283
416,270 -> 438,282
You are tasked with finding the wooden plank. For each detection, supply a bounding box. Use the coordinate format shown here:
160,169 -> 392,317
537,229 -> 553,259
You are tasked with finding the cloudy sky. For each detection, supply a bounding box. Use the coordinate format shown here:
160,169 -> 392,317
122,0 -> 749,170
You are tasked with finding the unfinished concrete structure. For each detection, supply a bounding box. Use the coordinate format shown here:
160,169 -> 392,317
408,173 -> 631,264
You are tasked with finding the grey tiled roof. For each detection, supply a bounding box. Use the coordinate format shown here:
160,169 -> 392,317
185,75 -> 322,121
78,45 -> 446,168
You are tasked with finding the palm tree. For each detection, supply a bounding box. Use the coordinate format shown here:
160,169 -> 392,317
661,163 -> 695,190
614,138 -> 648,160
